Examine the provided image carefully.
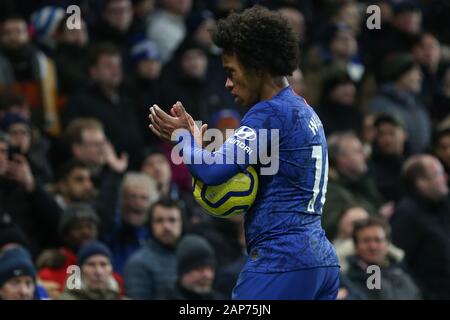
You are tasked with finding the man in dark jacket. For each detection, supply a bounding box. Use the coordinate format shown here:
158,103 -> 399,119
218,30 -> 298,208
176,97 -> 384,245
345,217 -> 421,300
369,54 -> 430,154
323,132 -> 386,240
0,14 -> 59,136
370,113 -> 408,202
0,134 -> 61,256
391,154 -> 450,299
159,38 -> 238,123
123,198 -> 183,299
162,234 -> 223,300
62,43 -> 144,163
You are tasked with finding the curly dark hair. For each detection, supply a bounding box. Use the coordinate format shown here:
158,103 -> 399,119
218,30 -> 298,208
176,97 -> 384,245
212,5 -> 299,76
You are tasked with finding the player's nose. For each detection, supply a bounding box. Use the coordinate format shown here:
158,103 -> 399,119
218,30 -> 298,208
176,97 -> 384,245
225,78 -> 233,90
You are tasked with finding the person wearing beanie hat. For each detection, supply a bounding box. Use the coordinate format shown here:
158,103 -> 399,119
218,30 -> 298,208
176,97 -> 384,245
0,112 -> 31,154
30,7 -> 65,39
77,241 -> 112,267
0,247 -> 37,300
177,234 -> 215,276
36,203 -> 100,299
59,241 -> 120,300
30,6 -> 66,51
0,112 -> 30,132
131,39 -> 162,80
129,39 -> 163,146
131,40 -> 161,64
159,234 -> 222,300
58,203 -> 99,244
369,53 -> 431,154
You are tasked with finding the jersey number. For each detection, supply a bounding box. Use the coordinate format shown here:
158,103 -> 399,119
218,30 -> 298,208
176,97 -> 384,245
307,145 -> 328,213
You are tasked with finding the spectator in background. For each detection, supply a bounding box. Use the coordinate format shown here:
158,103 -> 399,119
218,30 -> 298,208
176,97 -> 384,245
432,127 -> 450,189
124,198 -> 183,299
323,132 -> 386,240
0,246 -> 38,300
53,160 -> 95,210
90,0 -> 138,63
29,6 -> 66,55
160,38 -> 233,122
333,206 -> 369,271
102,172 -> 159,274
304,22 -> 363,105
138,146 -> 204,223
62,43 -> 144,161
0,134 -> 61,256
0,14 -> 59,136
277,3 -> 306,46
369,54 -> 431,154
147,0 -> 192,63
64,118 -> 109,177
412,32 -> 447,112
37,203 -> 100,298
0,223 -> 50,300
333,205 -> 404,274
62,118 -> 127,232
0,112 -> 52,184
190,214 -> 245,273
195,215 -> 247,299
345,217 -> 421,300
185,10 -> 227,93
370,114 -> 408,202
161,234 -> 222,300
139,148 -> 180,200
323,23 -> 364,82
53,15 -> 89,101
391,154 -> 450,299
364,1 -> 423,77
315,68 -> 363,136
359,113 -> 377,157
59,241 -> 121,300
128,39 -> 162,144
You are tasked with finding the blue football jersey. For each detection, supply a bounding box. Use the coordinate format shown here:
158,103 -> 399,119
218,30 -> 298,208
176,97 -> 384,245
223,86 -> 339,273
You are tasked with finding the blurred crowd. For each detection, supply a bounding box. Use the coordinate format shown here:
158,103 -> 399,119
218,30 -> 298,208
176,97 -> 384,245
0,0 -> 450,300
